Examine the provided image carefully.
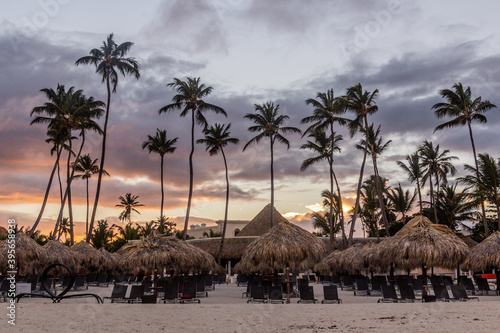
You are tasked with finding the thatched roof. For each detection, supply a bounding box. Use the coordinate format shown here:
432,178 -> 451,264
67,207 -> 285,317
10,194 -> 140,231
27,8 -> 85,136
234,220 -> 326,274
0,233 -> 46,274
236,204 -> 289,237
315,243 -> 377,274
44,240 -> 77,270
463,231 -> 500,271
97,248 -> 120,272
71,241 -> 104,272
119,233 -> 217,275
189,237 -> 258,260
456,232 -> 478,248
377,216 -> 469,270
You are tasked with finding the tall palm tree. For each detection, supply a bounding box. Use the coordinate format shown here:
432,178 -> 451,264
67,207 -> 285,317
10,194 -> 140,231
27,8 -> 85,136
433,183 -> 477,231
343,83 -> 379,246
243,102 -> 301,227
459,153 -> 500,230
29,125 -> 69,236
301,89 -> 351,247
30,85 -> 104,244
90,219 -> 115,250
432,83 -> 496,236
115,193 -> 144,224
356,124 -> 392,234
300,129 -> 344,248
159,77 -> 226,240
397,152 -> 425,214
418,140 -> 458,224
57,217 -> 70,242
142,129 -> 178,233
360,179 -> 381,239
197,123 -> 239,265
73,154 -> 109,239
76,33 -> 140,243
386,183 -> 416,224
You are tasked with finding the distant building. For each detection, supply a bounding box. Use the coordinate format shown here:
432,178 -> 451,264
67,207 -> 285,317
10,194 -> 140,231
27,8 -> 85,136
188,220 -> 249,239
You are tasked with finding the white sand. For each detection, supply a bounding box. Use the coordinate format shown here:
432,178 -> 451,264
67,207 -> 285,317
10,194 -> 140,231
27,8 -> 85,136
5,283 -> 500,332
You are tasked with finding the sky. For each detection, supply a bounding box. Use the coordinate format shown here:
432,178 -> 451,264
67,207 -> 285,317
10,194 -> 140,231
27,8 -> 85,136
1,0 -> 500,238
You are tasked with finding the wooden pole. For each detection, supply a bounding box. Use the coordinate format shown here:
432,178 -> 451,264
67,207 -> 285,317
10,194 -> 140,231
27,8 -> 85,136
286,267 -> 291,304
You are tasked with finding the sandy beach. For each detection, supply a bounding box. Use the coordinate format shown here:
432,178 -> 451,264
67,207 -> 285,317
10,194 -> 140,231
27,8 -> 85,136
5,282 -> 500,332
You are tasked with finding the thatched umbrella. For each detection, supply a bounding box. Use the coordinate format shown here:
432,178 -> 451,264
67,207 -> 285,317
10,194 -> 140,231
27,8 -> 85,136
463,231 -> 500,291
43,240 -> 78,289
0,232 -> 46,275
71,241 -> 104,273
314,250 -> 343,275
235,220 -> 326,303
97,248 -> 119,273
378,215 -> 469,297
120,233 -> 218,297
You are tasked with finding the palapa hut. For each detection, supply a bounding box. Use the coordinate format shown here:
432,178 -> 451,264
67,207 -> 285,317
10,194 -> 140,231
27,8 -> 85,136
71,241 -> 104,273
0,232 -> 46,275
377,215 -> 469,297
235,220 -> 326,303
97,247 -> 119,274
463,231 -> 500,291
44,240 -> 78,271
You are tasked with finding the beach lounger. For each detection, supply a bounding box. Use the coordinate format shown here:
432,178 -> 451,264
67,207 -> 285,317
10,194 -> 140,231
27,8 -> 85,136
354,278 -> 370,296
377,285 -> 401,303
162,282 -> 180,303
180,281 -> 201,303
442,276 -> 453,286
331,275 -> 342,287
341,275 -> 355,291
430,275 -> 443,286
475,277 -> 499,296
237,274 -> 248,287
458,276 -> 477,295
432,284 -> 450,302
411,277 -> 423,294
399,284 -> 421,302
73,275 -> 88,291
309,274 -> 317,283
195,277 -> 208,297
0,279 -> 9,301
247,285 -> 267,303
95,274 -> 109,287
450,284 -> 479,302
204,274 -> 214,291
297,286 -> 317,304
268,286 -> 284,304
104,284 -> 127,303
126,284 -> 145,303
322,285 -> 342,304
86,273 -> 97,286
371,276 -> 387,295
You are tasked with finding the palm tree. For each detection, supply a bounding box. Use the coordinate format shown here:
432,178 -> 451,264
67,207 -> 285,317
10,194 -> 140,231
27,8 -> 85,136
418,140 -> 458,224
300,129 -> 344,248
142,129 -> 178,233
159,77 -> 226,240
76,33 -> 140,243
432,83 -> 496,236
243,102 -> 301,227
30,85 -> 104,244
343,83 -> 379,246
356,124 -> 392,234
197,123 -> 239,265
29,125 -> 69,236
90,220 -> 115,250
397,152 -> 425,214
115,193 -> 144,224
386,183 -> 416,224
433,183 -> 477,231
301,89 -> 351,247
73,154 -> 109,239
137,221 -> 158,237
202,229 -> 222,238
359,179 -> 381,239
57,217 -> 70,242
459,153 -> 500,230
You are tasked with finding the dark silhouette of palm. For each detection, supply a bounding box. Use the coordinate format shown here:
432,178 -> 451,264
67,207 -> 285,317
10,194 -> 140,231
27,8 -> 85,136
397,152 -> 425,214
243,102 -> 301,227
386,183 -> 416,224
432,83 -> 496,236
142,129 -> 178,234
115,193 -> 145,224
197,123 -> 239,264
159,77 -> 226,240
76,33 -> 140,242
74,154 -> 109,239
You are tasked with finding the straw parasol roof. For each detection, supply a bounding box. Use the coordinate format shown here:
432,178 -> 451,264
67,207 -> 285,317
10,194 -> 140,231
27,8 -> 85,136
377,215 -> 469,270
119,233 -> 217,275
314,250 -> 343,274
0,232 -> 47,274
463,231 -> 500,271
97,247 -> 119,273
71,241 -> 104,272
236,204 -> 288,237
235,220 -> 326,274
44,240 -> 78,270
315,243 -> 377,275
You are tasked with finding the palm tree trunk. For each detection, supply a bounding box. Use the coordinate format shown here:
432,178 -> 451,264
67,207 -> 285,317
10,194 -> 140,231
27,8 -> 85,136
217,148 -> 229,265
52,132 -> 85,240
29,145 -> 63,236
85,177 -> 89,239
87,73 -> 111,243
468,121 -> 489,236
270,136 -> 275,227
330,123 -> 344,248
160,154 -> 164,234
332,169 -> 347,247
416,177 -> 423,214
67,138 -> 74,245
328,159 -> 335,249
182,110 -> 196,241
429,176 -> 438,224
57,147 -> 63,206
373,158 -> 390,235
348,149 -> 367,247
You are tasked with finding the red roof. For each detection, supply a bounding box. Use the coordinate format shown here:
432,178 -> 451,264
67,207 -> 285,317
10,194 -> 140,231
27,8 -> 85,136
0,226 -> 7,235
